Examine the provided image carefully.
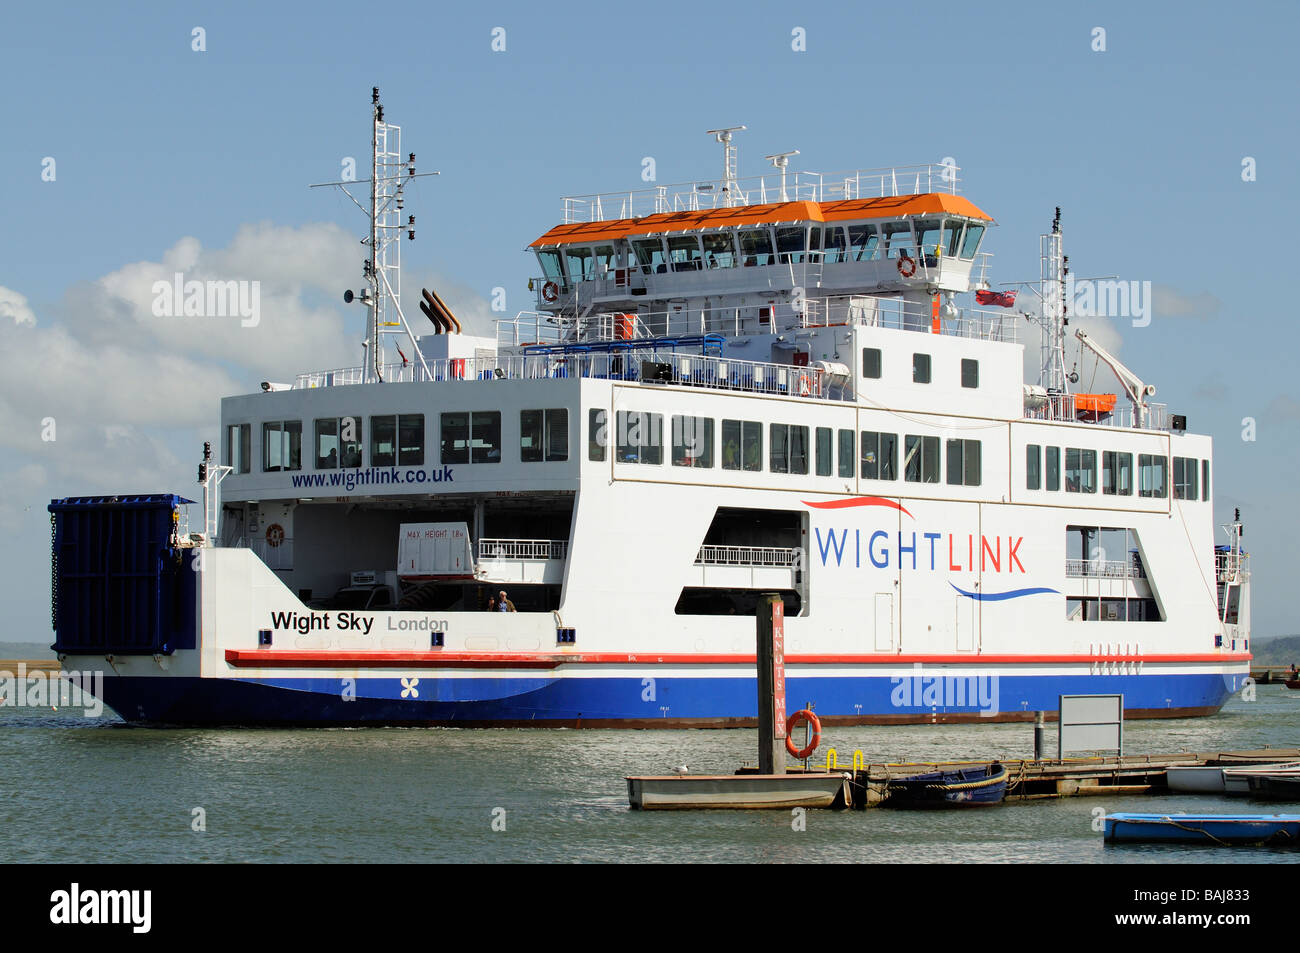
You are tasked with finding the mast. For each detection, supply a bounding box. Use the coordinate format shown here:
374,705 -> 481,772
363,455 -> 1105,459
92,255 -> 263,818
310,87 -> 439,383
1038,207 -> 1069,394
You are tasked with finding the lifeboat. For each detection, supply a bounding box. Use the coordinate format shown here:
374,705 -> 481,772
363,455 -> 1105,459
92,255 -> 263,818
1074,392 -> 1117,421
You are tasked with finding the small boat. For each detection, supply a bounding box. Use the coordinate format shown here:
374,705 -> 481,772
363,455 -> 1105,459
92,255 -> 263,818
1165,765 -> 1229,793
1104,812 -> 1300,846
1285,679 -> 1300,690
1223,762 -> 1300,796
883,763 -> 1008,808
626,773 -> 853,810
1247,774 -> 1300,801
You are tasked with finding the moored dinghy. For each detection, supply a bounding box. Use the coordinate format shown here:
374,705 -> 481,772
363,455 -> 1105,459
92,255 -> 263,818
884,762 -> 1009,808
1222,762 -> 1300,796
1104,812 -> 1300,846
1164,765 -> 1230,793
1246,774 -> 1300,801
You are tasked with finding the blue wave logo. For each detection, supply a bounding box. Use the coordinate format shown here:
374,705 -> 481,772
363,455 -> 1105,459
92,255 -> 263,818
949,583 -> 1059,602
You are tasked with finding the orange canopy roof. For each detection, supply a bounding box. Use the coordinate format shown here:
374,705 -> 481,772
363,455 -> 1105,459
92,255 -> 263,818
529,193 -> 993,248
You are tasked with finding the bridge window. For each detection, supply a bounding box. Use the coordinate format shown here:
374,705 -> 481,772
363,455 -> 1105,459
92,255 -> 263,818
848,224 -> 878,261
861,431 -> 899,481
823,226 -> 847,264
1173,456 -> 1199,500
1065,447 -> 1096,493
959,224 -> 985,260
838,429 -> 855,478
1103,451 -> 1133,496
632,238 -> 666,274
588,409 -> 607,462
537,249 -> 564,279
815,427 -> 832,476
593,245 -> 617,275
916,219 -> 943,258
961,359 -> 979,388
315,416 -> 363,469
225,423 -> 251,474
913,353 -> 931,384
739,228 -> 775,266
722,419 -> 762,471
701,232 -> 736,269
672,415 -> 714,468
1026,444 -> 1041,490
667,235 -> 702,272
616,411 -> 663,465
775,226 -> 807,264
262,420 -> 302,472
884,222 -> 915,259
943,220 -> 964,257
946,439 -> 981,486
1046,446 -> 1061,491
521,409 -> 568,463
565,246 -> 594,281
862,347 -> 882,379
904,435 -> 940,483
769,423 -> 809,475
1138,454 -> 1167,498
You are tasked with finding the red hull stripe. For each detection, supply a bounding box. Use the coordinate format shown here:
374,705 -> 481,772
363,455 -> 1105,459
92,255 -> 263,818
800,495 -> 914,518
225,649 -> 1251,669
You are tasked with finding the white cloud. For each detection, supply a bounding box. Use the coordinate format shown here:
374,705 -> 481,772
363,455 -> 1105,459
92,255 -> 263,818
0,286 -> 37,326
1152,284 -> 1221,322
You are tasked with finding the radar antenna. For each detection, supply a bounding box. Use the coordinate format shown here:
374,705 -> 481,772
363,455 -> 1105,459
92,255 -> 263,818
706,126 -> 746,206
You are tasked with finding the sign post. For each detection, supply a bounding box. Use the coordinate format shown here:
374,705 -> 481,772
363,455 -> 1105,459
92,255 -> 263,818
756,594 -> 786,775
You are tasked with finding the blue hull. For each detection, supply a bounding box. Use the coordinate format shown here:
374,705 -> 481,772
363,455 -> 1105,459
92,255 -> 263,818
1105,812 -> 1300,846
87,670 -> 1239,727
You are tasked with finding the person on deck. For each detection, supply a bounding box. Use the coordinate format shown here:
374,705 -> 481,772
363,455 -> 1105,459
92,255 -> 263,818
498,590 -> 516,612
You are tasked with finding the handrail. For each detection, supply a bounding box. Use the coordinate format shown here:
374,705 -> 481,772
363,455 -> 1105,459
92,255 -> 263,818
475,538 -> 568,560
695,545 -> 803,568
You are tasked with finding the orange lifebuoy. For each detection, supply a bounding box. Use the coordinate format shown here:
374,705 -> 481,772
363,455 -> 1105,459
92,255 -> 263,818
785,709 -> 821,760
897,256 -> 917,278
541,281 -> 560,303
265,523 -> 285,548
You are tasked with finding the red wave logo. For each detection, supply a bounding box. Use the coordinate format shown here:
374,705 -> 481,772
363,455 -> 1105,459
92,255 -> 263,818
801,496 -> 914,519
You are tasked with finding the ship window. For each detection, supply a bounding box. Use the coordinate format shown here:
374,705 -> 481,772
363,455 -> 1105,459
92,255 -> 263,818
565,246 -> 594,281
848,224 -> 879,261
815,427 -> 832,477
521,409 -> 568,463
1046,446 -> 1061,491
616,411 -> 663,465
225,423 -> 251,474
1202,459 -> 1210,501
721,419 -> 762,471
441,413 -> 468,464
884,222 -> 915,259
632,238 -> 666,274
838,429 -> 855,478
769,424 -> 809,475
903,434 -> 940,483
593,245 -> 617,275
701,232 -> 736,269
739,228 -> 775,266
672,415 -> 714,468
823,226 -> 847,264
588,409 -> 607,462
1103,451 -> 1133,496
373,414 -> 424,466
469,412 -> 499,464
775,226 -> 807,264
913,353 -> 931,384
537,249 -> 564,279
861,431 -> 899,481
1173,456 -> 1199,500
1026,444 -> 1041,489
959,224 -> 985,260
961,359 -> 979,388
946,439 -> 981,486
862,347 -> 882,379
1065,447 -> 1096,493
1138,454 -> 1167,498
262,420 -> 302,472
315,416 -> 363,469
915,219 -> 942,257
943,220 -> 964,257
667,235 -> 702,271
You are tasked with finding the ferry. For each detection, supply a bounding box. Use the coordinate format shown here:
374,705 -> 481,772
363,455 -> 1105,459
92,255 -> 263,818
47,91 -> 1252,726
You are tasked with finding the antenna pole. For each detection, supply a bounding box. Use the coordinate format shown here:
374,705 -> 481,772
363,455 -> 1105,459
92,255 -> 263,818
707,126 -> 746,206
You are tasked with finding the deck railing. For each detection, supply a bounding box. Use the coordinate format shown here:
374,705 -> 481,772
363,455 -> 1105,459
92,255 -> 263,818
475,539 -> 568,561
695,545 -> 803,568
1026,393 -> 1170,432
1065,558 -> 1145,579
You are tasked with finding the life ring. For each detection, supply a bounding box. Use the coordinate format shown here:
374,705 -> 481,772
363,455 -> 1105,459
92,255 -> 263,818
897,256 -> 917,278
541,281 -> 560,303
265,523 -> 285,548
785,709 -> 822,760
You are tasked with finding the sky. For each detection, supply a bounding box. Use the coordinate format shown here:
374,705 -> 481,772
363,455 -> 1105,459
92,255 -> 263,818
1,0 -> 1296,641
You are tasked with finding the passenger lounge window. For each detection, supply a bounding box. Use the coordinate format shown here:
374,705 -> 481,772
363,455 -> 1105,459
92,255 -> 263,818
815,427 -> 832,477
838,429 -> 855,478
616,411 -> 663,465
860,431 -> 898,481
1045,446 -> 1061,491
1065,447 -> 1096,493
1026,444 -> 1041,490
262,420 -> 302,472
722,419 -> 762,471
1103,451 -> 1133,496
1139,454 -> 1168,498
672,415 -> 714,468
521,409 -> 568,463
440,412 -> 491,464
946,439 -> 981,486
588,409 -> 607,461
374,414 -> 425,466
769,424 -> 809,475
1173,456 -> 1199,500
315,416 -> 363,469
903,435 -> 940,483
